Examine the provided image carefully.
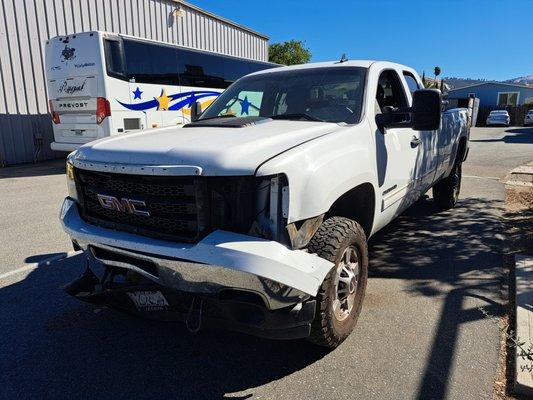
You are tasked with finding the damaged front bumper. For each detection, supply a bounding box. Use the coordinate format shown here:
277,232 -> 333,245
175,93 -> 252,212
59,198 -> 333,339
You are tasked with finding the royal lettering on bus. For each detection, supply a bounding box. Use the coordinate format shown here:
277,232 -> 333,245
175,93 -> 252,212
58,79 -> 87,95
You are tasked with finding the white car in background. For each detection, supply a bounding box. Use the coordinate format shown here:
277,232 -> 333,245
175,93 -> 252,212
524,110 -> 533,126
486,110 -> 510,126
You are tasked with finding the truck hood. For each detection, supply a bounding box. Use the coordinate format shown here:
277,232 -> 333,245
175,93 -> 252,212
72,120 -> 343,175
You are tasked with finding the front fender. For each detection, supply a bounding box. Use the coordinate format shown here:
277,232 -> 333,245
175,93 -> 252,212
256,125 -> 378,223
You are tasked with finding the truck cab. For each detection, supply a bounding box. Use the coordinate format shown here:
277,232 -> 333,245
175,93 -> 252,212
59,60 -> 469,347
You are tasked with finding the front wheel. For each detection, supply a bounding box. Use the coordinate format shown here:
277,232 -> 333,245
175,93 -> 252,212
432,161 -> 462,210
306,217 -> 368,348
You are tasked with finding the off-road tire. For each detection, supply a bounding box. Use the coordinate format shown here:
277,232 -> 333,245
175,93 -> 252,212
306,217 -> 368,348
432,160 -> 462,210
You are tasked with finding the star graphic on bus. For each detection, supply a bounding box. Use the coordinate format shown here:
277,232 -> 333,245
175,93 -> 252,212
240,96 -> 251,115
155,89 -> 171,110
132,87 -> 143,100
117,90 -> 221,112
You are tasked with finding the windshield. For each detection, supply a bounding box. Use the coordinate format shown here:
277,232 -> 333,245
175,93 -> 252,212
490,111 -> 507,115
200,67 -> 367,124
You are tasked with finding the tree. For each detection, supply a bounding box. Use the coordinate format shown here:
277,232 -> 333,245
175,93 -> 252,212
422,71 -> 426,87
434,66 -> 441,81
269,40 -> 311,65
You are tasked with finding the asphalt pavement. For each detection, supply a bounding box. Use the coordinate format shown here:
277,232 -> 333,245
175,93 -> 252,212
0,126 -> 532,400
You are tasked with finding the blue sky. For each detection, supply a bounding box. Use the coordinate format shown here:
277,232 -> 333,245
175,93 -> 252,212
190,0 -> 533,81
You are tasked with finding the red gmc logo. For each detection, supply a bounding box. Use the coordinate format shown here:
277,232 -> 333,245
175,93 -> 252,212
96,194 -> 150,217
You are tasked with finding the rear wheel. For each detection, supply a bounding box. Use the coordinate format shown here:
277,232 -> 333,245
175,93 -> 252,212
307,217 -> 368,348
433,160 -> 462,210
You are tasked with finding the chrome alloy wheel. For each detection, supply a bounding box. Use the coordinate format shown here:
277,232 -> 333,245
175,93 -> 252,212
333,245 -> 360,322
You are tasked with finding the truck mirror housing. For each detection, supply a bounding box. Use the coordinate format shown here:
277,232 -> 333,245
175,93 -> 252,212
191,101 -> 202,122
412,89 -> 441,131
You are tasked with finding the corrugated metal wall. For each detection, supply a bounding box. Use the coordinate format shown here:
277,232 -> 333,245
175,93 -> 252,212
0,0 -> 269,166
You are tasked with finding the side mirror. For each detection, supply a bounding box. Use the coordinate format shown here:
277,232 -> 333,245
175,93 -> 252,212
191,101 -> 202,122
412,89 -> 441,131
375,111 -> 393,129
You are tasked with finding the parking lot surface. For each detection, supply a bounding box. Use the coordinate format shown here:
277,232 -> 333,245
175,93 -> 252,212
1,126 -> 532,399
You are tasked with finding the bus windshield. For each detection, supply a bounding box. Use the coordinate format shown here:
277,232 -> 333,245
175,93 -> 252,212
200,67 -> 367,124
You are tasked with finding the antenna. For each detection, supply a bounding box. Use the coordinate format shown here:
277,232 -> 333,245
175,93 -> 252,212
337,53 -> 348,63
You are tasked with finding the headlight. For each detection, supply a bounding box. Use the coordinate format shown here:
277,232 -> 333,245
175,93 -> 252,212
66,160 -> 79,202
66,161 -> 75,181
266,174 -> 289,242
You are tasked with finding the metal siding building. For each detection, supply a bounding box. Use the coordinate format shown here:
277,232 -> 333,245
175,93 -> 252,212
0,0 -> 269,166
448,82 -> 533,107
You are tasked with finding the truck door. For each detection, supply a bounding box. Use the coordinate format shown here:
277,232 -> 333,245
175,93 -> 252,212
435,110 -> 459,180
401,71 -> 439,194
371,69 -> 420,217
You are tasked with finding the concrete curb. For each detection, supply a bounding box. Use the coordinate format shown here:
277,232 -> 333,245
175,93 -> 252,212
503,161 -> 533,396
515,254 -> 533,397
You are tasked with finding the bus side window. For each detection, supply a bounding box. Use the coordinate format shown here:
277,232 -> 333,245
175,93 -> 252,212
104,39 -> 126,79
112,37 -> 276,88
123,39 -> 179,85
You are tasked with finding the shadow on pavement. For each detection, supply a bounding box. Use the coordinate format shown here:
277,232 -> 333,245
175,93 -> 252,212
24,253 -> 69,264
470,127 -> 533,144
369,197 -> 504,399
0,158 -> 65,179
0,253 -> 329,400
0,196 -> 504,399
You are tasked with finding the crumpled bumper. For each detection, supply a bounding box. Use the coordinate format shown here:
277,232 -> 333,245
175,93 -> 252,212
59,198 -> 333,338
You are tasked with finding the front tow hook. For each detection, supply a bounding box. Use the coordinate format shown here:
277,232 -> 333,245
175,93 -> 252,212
63,265 -> 100,297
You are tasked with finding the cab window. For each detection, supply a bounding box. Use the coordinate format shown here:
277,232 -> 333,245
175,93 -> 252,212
375,70 -> 408,114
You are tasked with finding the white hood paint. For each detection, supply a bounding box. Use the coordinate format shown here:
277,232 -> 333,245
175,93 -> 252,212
72,120 -> 344,176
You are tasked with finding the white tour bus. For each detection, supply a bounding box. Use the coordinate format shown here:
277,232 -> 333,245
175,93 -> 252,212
45,31 -> 275,152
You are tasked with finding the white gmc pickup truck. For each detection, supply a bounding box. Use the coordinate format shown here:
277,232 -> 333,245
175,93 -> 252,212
60,60 -> 469,347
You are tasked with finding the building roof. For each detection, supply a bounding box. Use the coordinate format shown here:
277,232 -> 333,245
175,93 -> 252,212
448,81 -> 533,92
175,1 -> 269,40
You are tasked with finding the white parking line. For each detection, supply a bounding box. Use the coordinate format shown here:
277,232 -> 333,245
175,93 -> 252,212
0,250 -> 81,281
463,175 -> 501,181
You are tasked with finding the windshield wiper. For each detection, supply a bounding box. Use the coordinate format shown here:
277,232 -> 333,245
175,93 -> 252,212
269,113 -> 325,122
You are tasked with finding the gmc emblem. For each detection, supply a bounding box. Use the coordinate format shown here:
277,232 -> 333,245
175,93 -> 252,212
96,194 -> 150,217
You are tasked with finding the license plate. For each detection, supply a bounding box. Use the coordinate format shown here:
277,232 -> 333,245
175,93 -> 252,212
127,291 -> 169,311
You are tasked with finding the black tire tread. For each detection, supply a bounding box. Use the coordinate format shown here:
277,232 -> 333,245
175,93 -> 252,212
307,217 -> 367,347
433,162 -> 461,210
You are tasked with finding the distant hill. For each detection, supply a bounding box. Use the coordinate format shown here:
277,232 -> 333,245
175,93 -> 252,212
442,77 -> 488,89
442,75 -> 533,90
505,75 -> 533,86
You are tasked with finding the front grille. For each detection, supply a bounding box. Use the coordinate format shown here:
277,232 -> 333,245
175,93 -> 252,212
76,169 -> 206,242
75,168 -> 261,243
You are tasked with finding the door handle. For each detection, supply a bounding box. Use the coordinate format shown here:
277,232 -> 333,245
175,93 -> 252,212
410,136 -> 421,148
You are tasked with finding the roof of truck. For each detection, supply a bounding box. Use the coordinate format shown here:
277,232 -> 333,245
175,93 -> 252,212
248,60 -> 413,76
